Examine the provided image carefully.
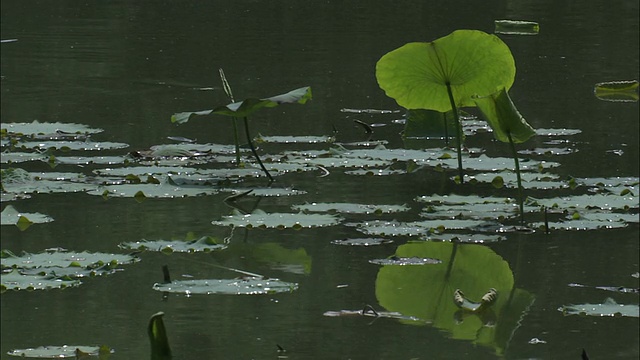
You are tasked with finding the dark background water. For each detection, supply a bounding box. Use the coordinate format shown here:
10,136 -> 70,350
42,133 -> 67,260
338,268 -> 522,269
1,1 -> 638,359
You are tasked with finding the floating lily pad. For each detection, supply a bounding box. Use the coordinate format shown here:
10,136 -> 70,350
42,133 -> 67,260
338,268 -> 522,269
87,176 -> 219,199
0,152 -> 49,164
212,210 -> 342,229
535,128 -> 582,136
559,298 -> 639,317
1,249 -> 139,269
528,194 -> 638,211
55,155 -> 129,165
331,238 -> 394,246
94,166 -> 198,177
18,140 -> 128,151
255,135 -> 334,144
340,108 -> 401,114
323,307 -> 427,323
7,345 -> 113,358
1,269 -> 81,291
1,121 -> 103,135
344,168 -> 406,176
594,80 -> 639,102
292,202 -> 410,215
421,233 -> 506,243
353,219 -> 487,237
517,147 -> 577,156
152,276 -> 298,295
494,19 -> 539,35
222,187 -> 307,197
1,205 -> 53,230
120,236 -> 227,253
20,263 -> 119,279
369,256 -> 442,265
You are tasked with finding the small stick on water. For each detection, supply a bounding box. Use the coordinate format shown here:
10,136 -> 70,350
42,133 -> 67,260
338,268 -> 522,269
353,119 -> 373,134
362,304 -> 380,317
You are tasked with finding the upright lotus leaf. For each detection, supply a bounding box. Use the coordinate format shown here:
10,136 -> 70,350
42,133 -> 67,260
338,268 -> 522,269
472,88 -> 535,143
212,86 -> 312,118
376,30 -> 515,112
148,312 -> 172,360
375,242 -> 533,355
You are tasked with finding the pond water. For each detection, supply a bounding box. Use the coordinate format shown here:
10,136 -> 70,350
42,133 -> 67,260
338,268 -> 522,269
1,1 -> 638,359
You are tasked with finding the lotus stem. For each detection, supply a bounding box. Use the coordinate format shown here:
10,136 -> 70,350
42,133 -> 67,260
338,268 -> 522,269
231,117 -> 241,166
507,132 -> 525,224
243,117 -> 273,181
445,83 -> 464,183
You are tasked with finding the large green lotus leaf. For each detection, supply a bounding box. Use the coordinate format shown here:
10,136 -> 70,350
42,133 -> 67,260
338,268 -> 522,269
559,298 -> 639,317
1,120 -> 103,135
1,250 -> 139,269
153,276 -> 298,295
7,345 -> 113,358
1,205 -> 54,228
291,202 -> 410,215
212,210 -> 342,229
1,269 -> 82,291
473,88 -> 536,143
375,242 -> 526,354
120,236 -> 227,253
376,30 -> 515,111
171,87 -> 312,123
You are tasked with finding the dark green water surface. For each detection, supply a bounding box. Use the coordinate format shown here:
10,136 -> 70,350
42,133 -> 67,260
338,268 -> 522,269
1,1 -> 638,359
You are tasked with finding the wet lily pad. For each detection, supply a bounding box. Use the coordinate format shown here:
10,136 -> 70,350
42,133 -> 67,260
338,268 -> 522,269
344,168 -> 406,176
323,307 -> 427,323
94,166 -> 199,177
87,176 -> 219,199
331,238 -> 394,246
1,249 -> 139,269
559,298 -> 639,317
1,205 -> 54,229
369,256 -> 442,265
120,236 -> 227,253
152,276 -> 298,295
535,128 -> 582,136
292,202 -> 410,215
1,121 -> 103,135
528,194 -> 639,211
7,345 -> 113,358
18,140 -> 128,151
0,152 -> 49,163
222,187 -> 307,197
494,19 -> 539,35
353,219 -> 487,237
422,233 -> 506,243
1,269 -> 81,291
54,155 -> 129,165
594,80 -> 639,102
212,210 -> 342,229
255,135 -> 334,144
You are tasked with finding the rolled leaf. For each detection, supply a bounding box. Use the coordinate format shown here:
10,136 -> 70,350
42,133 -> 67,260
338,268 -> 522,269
213,86 -> 312,117
473,88 -> 535,143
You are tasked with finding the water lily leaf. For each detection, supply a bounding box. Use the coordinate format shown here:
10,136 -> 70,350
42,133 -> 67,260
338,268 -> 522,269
94,166 -> 198,177
559,298 -> 639,317
7,345 -> 113,358
436,154 -> 559,171
255,135 -> 334,144
0,152 -> 49,164
528,194 -> 638,211
120,236 -> 227,253
594,80 -> 639,102
292,202 -> 410,215
331,238 -> 394,246
18,140 -> 128,151
1,249 -> 139,269
517,147 -> 577,156
473,88 -> 536,143
1,269 -> 81,291
494,20 -> 540,35
421,233 -> 506,243
222,187 -> 307,197
463,172 -> 566,190
1,205 -> 54,228
152,276 -> 298,295
340,108 -> 401,114
531,211 -> 637,231
369,256 -> 442,265
212,210 -> 342,229
323,308 -> 427,323
416,194 -> 512,205
87,176 -> 219,198
1,120 -> 103,135
420,201 -> 527,221
286,155 -> 392,169
54,155 -> 128,165
20,263 -> 119,279
213,86 -> 312,117
149,142 -> 243,155
535,128 -> 582,136
353,219 -> 486,237
376,30 -> 515,112
344,168 -> 406,176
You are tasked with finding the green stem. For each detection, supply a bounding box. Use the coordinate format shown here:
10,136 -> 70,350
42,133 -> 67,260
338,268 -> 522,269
231,117 -> 241,166
445,83 -> 464,183
443,112 -> 449,146
507,132 -> 525,224
243,117 -> 273,182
